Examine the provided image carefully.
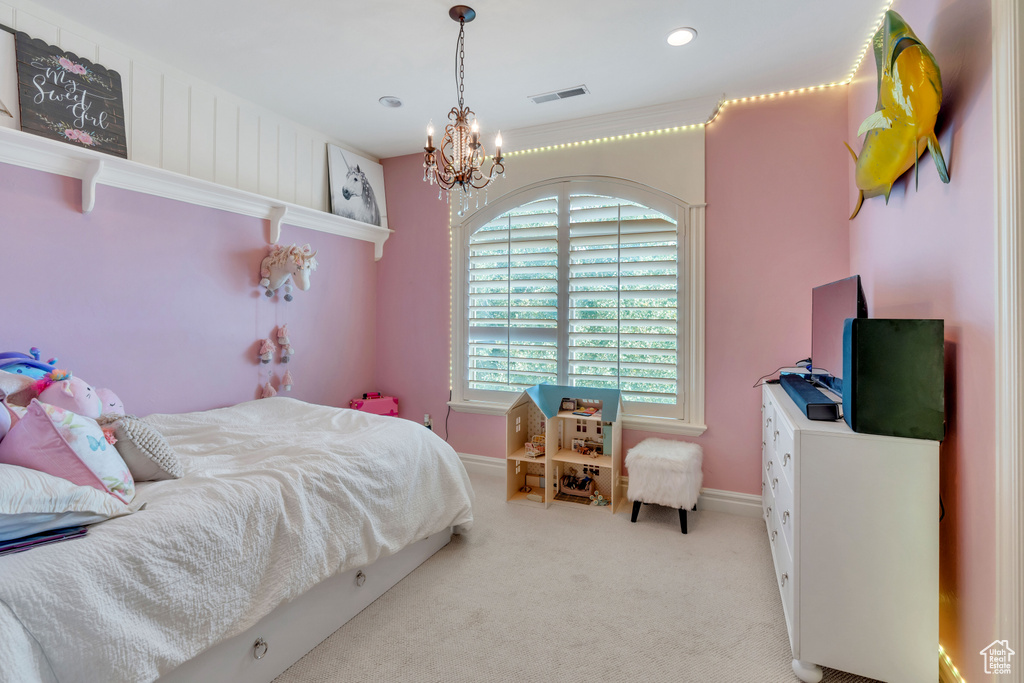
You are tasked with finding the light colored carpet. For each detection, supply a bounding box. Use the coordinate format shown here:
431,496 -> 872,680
275,470 -> 878,683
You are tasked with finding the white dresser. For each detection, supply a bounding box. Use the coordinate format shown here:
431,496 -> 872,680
761,383 -> 939,683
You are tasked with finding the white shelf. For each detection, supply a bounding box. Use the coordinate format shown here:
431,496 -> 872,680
0,126 -> 393,260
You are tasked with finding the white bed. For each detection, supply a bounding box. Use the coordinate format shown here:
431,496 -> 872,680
0,397 -> 474,683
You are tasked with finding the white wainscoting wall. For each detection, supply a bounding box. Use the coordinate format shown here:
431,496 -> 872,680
0,0 -> 370,214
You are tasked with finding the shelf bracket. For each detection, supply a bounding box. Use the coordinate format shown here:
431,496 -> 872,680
81,159 -> 103,214
269,206 -> 288,244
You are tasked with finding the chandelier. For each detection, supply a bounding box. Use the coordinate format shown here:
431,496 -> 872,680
423,5 -> 504,212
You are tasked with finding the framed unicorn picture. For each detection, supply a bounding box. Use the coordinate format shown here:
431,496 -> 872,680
327,144 -> 388,229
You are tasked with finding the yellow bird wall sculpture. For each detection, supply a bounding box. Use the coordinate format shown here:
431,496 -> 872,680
846,10 -> 949,219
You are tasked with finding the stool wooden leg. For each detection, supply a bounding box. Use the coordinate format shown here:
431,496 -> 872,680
631,500 -> 642,523
679,508 -> 687,534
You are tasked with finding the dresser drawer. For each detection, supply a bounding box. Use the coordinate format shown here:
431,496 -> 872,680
775,417 -> 796,490
774,527 -> 796,647
773,466 -> 795,552
762,391 -> 776,459
762,470 -> 772,523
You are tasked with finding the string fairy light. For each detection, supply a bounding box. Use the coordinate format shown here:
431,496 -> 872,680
939,645 -> 968,682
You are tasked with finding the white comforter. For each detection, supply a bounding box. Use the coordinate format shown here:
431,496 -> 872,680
0,398 -> 474,683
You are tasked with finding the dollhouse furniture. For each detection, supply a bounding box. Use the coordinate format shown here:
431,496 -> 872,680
761,382 -> 938,683
504,385 -> 623,513
625,438 -> 703,534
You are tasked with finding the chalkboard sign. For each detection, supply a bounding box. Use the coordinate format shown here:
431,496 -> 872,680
14,32 -> 127,158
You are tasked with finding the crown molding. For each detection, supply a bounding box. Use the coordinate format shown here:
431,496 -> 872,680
502,94 -> 720,152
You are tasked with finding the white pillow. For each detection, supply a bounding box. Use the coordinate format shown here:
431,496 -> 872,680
0,463 -> 132,542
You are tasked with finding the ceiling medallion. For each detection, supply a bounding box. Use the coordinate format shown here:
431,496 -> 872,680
423,5 -> 504,214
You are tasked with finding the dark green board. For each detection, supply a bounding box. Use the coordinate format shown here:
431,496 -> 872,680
842,318 -> 945,441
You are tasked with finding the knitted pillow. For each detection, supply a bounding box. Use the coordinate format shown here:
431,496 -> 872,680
111,417 -> 183,481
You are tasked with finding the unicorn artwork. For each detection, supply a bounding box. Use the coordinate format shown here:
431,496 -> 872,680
259,244 -> 319,301
327,144 -> 387,228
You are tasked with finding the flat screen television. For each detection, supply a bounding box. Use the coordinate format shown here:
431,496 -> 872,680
810,275 -> 868,393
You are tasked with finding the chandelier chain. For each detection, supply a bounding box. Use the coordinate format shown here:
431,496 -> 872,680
456,19 -> 465,110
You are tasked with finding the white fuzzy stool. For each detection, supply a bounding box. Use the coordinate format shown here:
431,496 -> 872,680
625,438 -> 703,534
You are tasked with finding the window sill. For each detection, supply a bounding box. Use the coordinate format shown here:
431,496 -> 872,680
447,399 -> 515,416
622,415 -> 707,437
448,399 -> 707,435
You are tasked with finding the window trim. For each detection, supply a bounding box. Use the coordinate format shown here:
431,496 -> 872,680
449,176 -> 706,436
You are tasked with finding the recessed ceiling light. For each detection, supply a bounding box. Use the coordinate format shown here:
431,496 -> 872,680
667,27 -> 697,47
378,96 -> 403,108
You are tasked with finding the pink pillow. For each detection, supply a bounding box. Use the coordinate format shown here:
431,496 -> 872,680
0,400 -> 135,503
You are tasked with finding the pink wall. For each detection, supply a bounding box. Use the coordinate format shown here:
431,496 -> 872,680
697,89 -> 851,493
846,0 -> 995,676
376,156 -> 506,454
0,163 -> 377,416
378,88 -> 852,493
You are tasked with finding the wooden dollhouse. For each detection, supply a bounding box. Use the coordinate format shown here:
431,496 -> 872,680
504,384 -> 624,514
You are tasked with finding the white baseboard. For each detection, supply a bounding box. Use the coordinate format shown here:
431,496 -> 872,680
697,487 -> 762,518
458,452 -> 505,476
619,476 -> 761,518
459,453 -> 764,519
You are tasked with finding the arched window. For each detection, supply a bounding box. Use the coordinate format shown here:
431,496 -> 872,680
451,178 -> 705,434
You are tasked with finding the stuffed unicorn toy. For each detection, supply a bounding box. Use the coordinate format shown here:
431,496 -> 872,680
259,244 -> 318,301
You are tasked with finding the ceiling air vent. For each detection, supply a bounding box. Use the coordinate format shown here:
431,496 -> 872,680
529,85 -> 590,104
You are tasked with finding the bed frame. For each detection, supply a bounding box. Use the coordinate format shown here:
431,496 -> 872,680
159,528 -> 454,682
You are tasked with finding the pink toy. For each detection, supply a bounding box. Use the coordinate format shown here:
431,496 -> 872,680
34,370 -> 102,418
282,370 -> 294,392
96,388 -> 125,416
258,338 -> 276,364
260,381 -> 277,399
349,395 -> 398,416
277,324 -> 294,363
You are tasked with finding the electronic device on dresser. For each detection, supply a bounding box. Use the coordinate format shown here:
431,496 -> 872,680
810,274 -> 868,394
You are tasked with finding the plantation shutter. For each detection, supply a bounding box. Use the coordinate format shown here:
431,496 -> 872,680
467,197 -> 559,391
567,194 -> 679,404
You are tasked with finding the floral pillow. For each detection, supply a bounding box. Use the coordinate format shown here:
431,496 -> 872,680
0,400 -> 135,503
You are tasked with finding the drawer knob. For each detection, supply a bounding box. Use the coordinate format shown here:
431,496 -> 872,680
766,506 -> 772,518
773,430 -> 779,442
765,417 -> 772,428
253,637 -> 269,660
356,570 -> 367,587
771,530 -> 778,543
766,461 -> 773,472
771,478 -> 778,490
783,453 -> 791,466
781,572 -> 788,587
782,510 -> 790,524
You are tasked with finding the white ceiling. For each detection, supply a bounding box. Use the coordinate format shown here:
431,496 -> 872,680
29,0 -> 884,159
